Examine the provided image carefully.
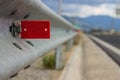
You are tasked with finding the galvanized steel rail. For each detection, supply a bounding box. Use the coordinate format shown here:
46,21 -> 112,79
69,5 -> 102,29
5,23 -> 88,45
0,0 -> 78,80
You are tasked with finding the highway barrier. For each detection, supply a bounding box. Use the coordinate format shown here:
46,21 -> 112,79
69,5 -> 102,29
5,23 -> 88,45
0,0 -> 79,80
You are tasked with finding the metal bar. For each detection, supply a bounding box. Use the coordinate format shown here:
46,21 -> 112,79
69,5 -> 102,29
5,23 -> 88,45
66,39 -> 74,51
55,45 -> 63,70
58,0 -> 62,15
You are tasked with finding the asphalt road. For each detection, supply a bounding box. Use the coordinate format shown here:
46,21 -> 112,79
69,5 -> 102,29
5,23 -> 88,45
93,34 -> 120,49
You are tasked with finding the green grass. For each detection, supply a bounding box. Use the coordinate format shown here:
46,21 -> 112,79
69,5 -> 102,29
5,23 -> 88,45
42,54 -> 55,69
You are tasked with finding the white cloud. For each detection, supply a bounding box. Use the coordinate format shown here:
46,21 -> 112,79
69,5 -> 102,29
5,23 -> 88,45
62,4 -> 116,18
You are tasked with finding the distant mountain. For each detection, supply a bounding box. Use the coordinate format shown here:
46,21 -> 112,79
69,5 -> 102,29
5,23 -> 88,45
62,15 -> 120,31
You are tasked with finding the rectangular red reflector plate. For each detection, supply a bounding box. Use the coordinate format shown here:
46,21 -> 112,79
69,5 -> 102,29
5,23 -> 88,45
21,20 -> 50,39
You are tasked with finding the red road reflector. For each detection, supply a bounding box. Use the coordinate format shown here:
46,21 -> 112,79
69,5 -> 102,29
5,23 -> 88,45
21,20 -> 50,39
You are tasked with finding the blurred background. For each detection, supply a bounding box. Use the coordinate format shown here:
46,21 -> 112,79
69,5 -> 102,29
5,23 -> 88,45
42,0 -> 120,33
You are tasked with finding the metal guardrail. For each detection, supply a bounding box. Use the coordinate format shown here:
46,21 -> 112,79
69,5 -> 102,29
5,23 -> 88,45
0,0 -> 78,80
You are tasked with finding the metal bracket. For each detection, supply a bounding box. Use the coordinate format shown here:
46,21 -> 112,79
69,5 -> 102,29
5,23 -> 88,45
10,22 -> 21,37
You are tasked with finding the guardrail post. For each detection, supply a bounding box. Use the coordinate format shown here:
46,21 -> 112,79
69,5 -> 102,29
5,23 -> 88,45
66,39 -> 74,51
55,45 -> 63,70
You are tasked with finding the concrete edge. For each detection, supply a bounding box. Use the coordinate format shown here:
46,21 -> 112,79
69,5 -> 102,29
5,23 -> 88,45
58,42 -> 83,80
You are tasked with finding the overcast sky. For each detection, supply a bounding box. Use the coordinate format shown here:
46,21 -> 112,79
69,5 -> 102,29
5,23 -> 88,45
41,0 -> 120,18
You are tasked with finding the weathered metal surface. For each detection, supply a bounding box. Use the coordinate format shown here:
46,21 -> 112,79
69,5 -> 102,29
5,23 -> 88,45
0,0 -> 77,80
